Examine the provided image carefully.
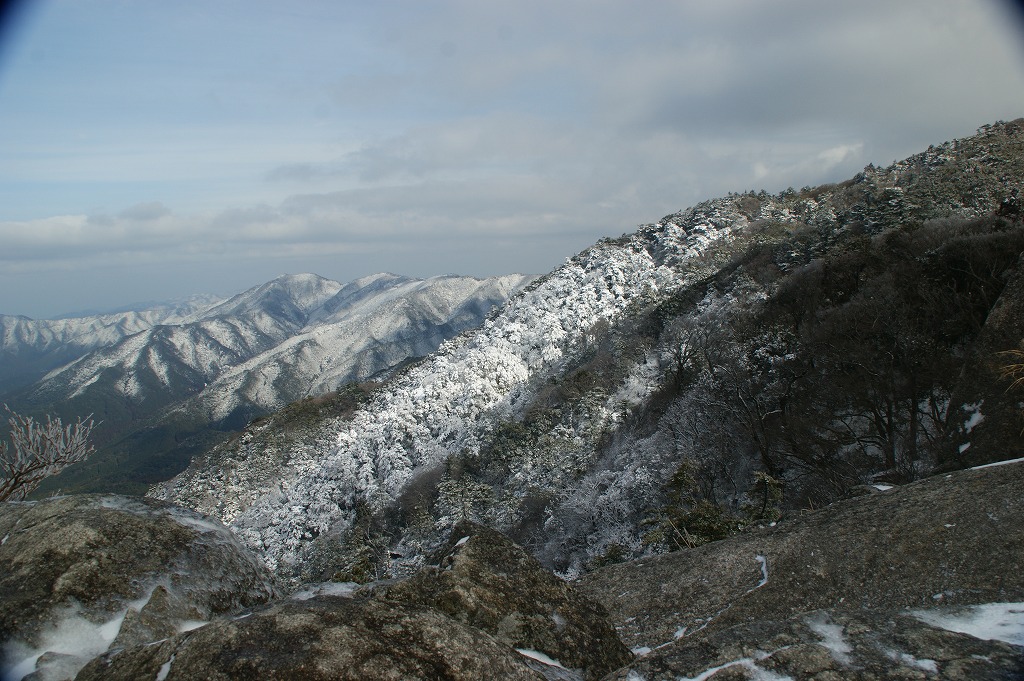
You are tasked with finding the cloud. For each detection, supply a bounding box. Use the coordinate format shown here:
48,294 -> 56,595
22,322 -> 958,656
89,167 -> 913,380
3,0 -> 1024,317
118,201 -> 171,221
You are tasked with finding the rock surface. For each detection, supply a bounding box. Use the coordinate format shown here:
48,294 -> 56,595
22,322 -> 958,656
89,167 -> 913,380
76,520 -> 633,681
605,608 -> 1024,680
0,495 -> 278,681
77,596 -> 545,681
373,520 -> 633,680
579,460 -> 1024,679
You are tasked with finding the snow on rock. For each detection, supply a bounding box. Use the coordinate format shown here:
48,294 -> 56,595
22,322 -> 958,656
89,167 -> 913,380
912,602 -> 1024,647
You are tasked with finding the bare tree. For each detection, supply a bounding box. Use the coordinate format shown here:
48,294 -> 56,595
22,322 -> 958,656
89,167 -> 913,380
0,407 -> 97,502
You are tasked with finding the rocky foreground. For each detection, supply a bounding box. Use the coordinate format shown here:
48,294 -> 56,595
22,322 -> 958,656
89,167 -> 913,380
2,460 -> 1024,680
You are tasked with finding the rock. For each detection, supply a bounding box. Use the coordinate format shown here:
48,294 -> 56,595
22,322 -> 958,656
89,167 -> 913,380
579,460 -> 1024,650
77,595 -> 545,681
0,495 -> 278,681
604,609 -> 1024,680
579,461 -> 1024,679
371,520 -> 633,680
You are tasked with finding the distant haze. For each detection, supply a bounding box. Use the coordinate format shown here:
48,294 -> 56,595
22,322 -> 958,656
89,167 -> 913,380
2,0 -> 1024,318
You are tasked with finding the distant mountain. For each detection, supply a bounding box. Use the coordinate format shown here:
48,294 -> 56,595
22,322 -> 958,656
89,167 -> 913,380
4,272 -> 532,495
153,119 -> 1024,584
0,294 -> 222,395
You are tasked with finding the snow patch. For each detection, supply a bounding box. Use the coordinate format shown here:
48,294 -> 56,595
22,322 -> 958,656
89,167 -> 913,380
962,401 -> 985,433
0,603 -> 131,681
454,535 -> 470,546
516,648 -> 568,669
155,653 -> 175,681
972,456 -> 1024,471
912,602 -> 1024,646
289,581 -> 359,601
885,650 -> 938,673
805,612 -> 852,665
678,653 -> 793,681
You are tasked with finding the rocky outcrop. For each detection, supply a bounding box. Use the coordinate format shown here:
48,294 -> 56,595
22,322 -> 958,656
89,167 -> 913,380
606,608 -> 1024,680
372,520 -> 633,680
75,520 -> 631,681
0,495 -> 278,681
579,460 -> 1024,679
77,596 -> 546,681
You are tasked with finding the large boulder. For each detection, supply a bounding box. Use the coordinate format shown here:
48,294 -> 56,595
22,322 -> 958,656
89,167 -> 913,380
373,520 -> 633,681
77,595 -> 545,681
0,495 -> 278,681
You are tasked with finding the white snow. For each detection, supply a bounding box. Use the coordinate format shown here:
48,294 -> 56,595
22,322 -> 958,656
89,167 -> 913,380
155,653 -> 175,681
0,603 -> 131,681
454,535 -> 470,546
678,653 -> 793,681
289,581 -> 359,601
516,648 -> 568,669
972,456 -> 1024,471
886,650 -> 938,673
962,401 -> 985,433
805,612 -> 852,665
872,484 -> 893,491
176,620 -> 208,633
912,602 -> 1024,646
754,555 -> 769,589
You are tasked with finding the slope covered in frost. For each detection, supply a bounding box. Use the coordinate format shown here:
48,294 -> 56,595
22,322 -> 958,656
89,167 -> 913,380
160,200 -> 751,572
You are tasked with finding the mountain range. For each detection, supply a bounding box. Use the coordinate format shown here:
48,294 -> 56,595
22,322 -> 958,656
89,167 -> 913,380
1,272 -> 532,494
153,119 -> 1024,585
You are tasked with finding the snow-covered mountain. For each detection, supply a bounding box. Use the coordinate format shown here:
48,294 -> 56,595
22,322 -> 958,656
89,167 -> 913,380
0,294 -> 222,395
7,272 -> 532,494
153,119 -> 1024,583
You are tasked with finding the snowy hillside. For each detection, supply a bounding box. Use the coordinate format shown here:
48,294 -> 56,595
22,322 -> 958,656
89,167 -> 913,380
154,119 -> 1024,582
157,201 -> 751,572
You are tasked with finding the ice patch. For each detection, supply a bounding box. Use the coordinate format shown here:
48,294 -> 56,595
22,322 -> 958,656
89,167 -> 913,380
912,602 -> 1024,646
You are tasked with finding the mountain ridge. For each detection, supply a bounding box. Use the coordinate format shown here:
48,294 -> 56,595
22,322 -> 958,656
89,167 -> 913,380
153,119 -> 1024,583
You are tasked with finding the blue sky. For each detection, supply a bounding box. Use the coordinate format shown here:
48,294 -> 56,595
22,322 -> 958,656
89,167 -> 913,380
2,0 -> 1024,318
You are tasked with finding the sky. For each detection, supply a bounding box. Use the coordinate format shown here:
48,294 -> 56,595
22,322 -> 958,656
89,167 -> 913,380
1,1 -> 1024,318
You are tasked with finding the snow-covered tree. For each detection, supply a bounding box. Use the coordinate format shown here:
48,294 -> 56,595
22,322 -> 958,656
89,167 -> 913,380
0,407 -> 96,501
